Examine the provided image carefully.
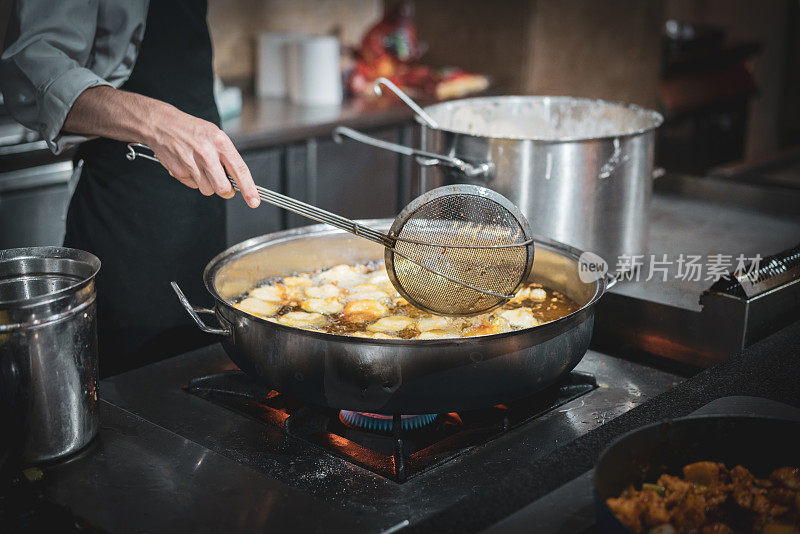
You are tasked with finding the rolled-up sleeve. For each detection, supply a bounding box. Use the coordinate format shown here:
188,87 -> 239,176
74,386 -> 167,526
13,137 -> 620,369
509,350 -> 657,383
1,0 -> 147,154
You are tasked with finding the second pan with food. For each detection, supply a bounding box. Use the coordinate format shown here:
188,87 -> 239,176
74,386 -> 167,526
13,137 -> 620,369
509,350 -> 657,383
173,219 -> 606,413
595,416 -> 800,534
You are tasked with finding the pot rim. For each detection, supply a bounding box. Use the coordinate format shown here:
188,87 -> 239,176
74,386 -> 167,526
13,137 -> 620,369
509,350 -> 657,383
417,95 -> 664,143
0,247 -> 101,309
203,219 -> 606,346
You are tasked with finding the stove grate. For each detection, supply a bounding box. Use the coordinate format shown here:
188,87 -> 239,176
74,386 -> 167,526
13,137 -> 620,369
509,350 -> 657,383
186,370 -> 597,483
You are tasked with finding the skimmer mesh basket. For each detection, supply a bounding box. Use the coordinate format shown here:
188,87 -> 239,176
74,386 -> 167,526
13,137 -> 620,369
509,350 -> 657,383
386,185 -> 534,315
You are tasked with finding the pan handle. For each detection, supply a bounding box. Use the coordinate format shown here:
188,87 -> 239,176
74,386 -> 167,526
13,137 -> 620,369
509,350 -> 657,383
605,272 -> 619,290
333,126 -> 493,179
171,282 -> 231,336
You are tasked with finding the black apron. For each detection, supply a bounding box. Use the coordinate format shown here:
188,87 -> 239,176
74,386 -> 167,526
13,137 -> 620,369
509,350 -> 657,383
66,0 -> 225,377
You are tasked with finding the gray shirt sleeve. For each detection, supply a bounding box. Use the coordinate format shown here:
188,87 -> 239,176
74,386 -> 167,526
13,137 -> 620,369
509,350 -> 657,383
0,0 -> 149,154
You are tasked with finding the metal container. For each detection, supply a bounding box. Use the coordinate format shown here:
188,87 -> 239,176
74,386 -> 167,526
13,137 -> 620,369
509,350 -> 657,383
173,220 -> 606,413
335,96 -> 663,267
0,247 -> 100,462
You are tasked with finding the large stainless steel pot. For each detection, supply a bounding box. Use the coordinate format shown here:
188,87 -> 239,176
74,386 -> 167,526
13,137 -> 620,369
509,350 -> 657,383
174,220 -> 606,413
334,96 -> 663,267
0,247 -> 100,462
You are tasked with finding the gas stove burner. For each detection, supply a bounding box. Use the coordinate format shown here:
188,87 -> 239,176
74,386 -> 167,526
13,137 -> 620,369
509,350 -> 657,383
339,410 -> 438,432
188,369 -> 599,482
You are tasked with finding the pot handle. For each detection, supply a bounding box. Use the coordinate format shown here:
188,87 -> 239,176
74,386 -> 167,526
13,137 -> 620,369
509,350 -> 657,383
333,126 -> 493,179
605,272 -> 619,290
171,282 -> 231,336
373,77 -> 439,128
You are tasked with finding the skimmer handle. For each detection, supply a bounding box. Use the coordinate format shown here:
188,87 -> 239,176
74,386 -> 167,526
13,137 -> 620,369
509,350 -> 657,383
125,143 -> 393,248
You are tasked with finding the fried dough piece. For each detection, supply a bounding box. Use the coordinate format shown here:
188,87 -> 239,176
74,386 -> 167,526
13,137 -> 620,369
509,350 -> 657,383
315,265 -> 363,287
415,330 -> 457,340
277,311 -> 326,329
510,286 -> 547,304
417,315 -> 455,332
300,297 -> 343,315
498,308 -> 539,329
346,284 -> 389,302
342,300 -> 389,323
367,315 -> 415,333
250,285 -> 285,303
304,284 -> 341,299
282,276 -> 313,287
234,297 -> 281,317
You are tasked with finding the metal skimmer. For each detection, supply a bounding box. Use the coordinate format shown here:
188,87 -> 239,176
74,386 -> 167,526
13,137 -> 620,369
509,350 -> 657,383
126,143 -> 534,315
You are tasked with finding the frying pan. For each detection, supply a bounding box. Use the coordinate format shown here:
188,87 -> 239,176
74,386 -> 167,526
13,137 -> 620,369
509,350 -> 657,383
594,415 -> 800,533
173,219 -> 606,413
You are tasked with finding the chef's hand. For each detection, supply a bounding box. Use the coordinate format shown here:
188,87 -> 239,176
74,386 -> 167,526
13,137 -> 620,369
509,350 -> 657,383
63,86 -> 261,208
144,105 -> 260,207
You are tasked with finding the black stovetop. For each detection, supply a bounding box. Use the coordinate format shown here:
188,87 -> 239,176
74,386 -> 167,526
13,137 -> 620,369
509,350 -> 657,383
25,321 -> 800,534
186,370 -> 598,483
74,345 -> 679,533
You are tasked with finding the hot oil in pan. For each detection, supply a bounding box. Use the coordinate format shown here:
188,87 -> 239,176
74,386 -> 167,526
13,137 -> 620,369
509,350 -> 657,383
233,262 -> 579,339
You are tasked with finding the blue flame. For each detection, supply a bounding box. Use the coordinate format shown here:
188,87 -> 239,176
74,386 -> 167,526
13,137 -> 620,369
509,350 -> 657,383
339,411 -> 438,432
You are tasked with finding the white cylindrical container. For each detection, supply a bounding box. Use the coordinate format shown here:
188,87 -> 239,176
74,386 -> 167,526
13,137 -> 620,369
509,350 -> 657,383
255,33 -> 301,99
286,36 -> 343,106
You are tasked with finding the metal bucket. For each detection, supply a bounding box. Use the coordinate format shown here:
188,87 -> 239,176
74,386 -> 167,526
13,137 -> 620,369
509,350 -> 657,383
335,96 -> 663,268
0,247 -> 100,462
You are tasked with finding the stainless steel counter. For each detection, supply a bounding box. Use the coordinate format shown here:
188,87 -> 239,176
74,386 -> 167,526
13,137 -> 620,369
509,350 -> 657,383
615,173 -> 800,311
224,94 -> 420,151
592,173 -> 800,367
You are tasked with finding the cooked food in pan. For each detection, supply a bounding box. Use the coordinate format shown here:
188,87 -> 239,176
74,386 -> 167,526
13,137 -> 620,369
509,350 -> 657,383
606,461 -> 800,534
232,263 -> 578,339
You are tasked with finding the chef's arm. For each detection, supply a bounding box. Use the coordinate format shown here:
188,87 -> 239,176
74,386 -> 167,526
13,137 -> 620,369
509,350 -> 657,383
0,0 -> 119,153
64,86 -> 260,207
1,0 -> 259,207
